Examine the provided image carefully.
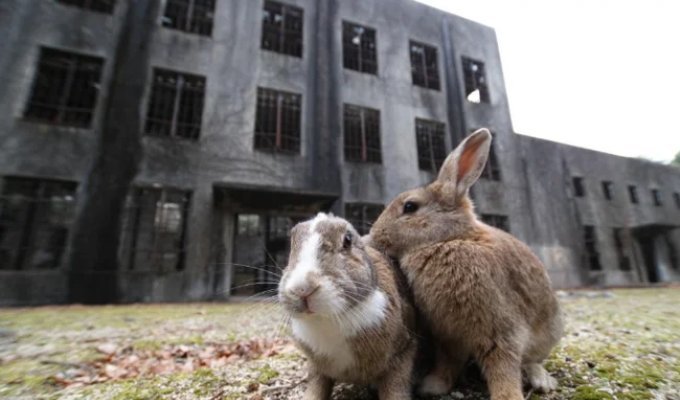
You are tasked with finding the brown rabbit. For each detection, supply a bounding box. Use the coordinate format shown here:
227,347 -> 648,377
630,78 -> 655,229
368,129 -> 563,400
278,213 -> 417,400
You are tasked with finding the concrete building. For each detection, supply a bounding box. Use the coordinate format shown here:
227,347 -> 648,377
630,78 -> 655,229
1,0 -> 678,305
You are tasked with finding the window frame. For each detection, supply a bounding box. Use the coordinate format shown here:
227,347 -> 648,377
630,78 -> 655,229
415,118 -> 447,172
628,185 -> 639,204
651,188 -> 663,206
161,0 -> 216,37
409,40 -> 440,90
55,0 -> 116,14
343,104 -> 382,164
602,181 -> 613,201
462,56 -> 490,104
612,228 -> 632,271
583,225 -> 602,271
344,202 -> 383,235
254,87 -> 302,154
572,177 -> 585,198
342,21 -> 378,75
261,0 -> 304,57
481,213 -> 510,232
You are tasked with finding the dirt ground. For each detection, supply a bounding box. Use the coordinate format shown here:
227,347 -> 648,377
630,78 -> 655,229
0,288 -> 678,400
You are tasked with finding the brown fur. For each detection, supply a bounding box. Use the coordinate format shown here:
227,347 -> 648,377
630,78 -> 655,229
279,215 -> 417,400
369,129 -> 564,400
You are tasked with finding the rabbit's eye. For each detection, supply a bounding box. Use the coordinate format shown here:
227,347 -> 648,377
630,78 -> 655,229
403,201 -> 419,214
343,232 -> 353,249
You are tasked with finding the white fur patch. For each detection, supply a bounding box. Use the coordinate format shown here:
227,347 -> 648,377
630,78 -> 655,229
285,213 -> 329,293
291,290 -> 389,375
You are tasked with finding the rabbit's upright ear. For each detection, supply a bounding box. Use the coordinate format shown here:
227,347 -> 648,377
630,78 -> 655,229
437,128 -> 492,197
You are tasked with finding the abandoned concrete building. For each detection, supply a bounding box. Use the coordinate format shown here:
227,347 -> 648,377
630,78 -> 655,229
1,0 -> 679,305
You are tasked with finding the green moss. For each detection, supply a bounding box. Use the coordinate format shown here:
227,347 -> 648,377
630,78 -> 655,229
256,363 -> 279,384
572,386 -> 613,400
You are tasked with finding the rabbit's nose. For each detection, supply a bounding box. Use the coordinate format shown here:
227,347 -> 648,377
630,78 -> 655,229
291,284 -> 319,300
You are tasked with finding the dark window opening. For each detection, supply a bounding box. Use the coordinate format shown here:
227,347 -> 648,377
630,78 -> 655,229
254,88 -> 301,154
462,57 -> 489,103
56,0 -> 115,13
674,192 -> 680,209
0,177 -> 77,270
410,41 -> 440,90
612,228 -> 631,271
665,234 -> 679,271
344,105 -> 381,163
628,185 -> 639,204
345,203 -> 383,235
261,1 -> 303,57
651,189 -> 662,206
572,177 -> 585,197
145,68 -> 205,140
24,47 -> 103,128
480,135 -> 501,181
120,187 -> 191,272
415,119 -> 446,172
583,225 -> 601,271
342,21 -> 377,74
602,181 -> 613,200
162,0 -> 215,36
481,214 -> 510,232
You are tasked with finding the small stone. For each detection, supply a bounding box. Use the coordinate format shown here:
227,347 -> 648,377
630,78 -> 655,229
247,382 -> 259,392
586,361 -> 596,369
96,342 -> 118,355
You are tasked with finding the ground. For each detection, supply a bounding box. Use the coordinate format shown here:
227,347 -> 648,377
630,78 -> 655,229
0,288 -> 679,400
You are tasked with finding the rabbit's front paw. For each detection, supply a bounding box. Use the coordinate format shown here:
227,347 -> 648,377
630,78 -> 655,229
524,363 -> 557,393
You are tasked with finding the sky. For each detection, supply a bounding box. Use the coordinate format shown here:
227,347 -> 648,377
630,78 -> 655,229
415,0 -> 680,162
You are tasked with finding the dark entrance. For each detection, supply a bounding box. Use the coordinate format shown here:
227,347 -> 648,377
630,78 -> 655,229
633,224 -> 677,284
213,183 -> 337,297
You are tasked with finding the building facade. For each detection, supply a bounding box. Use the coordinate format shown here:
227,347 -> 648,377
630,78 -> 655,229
1,0 -> 679,305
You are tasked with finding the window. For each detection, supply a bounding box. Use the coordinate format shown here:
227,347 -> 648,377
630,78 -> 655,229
162,0 -> 215,36
254,88 -> 302,153
612,228 -> 631,271
415,119 -> 446,172
345,203 -> 383,235
628,185 -> 639,204
481,214 -> 510,232
0,177 -> 77,270
120,187 -> 190,272
145,68 -> 206,140
56,0 -> 115,13
342,21 -> 377,74
583,225 -> 601,271
344,105 -> 381,163
410,41 -> 440,90
675,192 -> 680,209
651,189 -> 662,206
237,214 -> 261,236
24,48 -> 103,128
572,177 -> 585,197
261,1 -> 303,57
481,140 -> 501,181
462,57 -> 489,103
602,181 -> 613,200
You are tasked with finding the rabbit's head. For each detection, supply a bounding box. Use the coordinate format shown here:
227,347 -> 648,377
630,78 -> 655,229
369,129 -> 492,258
279,213 -> 377,317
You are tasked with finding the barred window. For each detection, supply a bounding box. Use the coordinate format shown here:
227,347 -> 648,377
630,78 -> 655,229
572,177 -> 585,197
24,48 -> 103,128
462,57 -> 489,103
410,41 -> 440,90
481,214 -> 510,233
344,105 -> 381,163
651,189 -> 662,206
583,225 -> 601,271
342,21 -> 377,74
481,141 -> 501,181
602,181 -> 613,200
162,0 -> 215,36
120,188 -> 191,272
0,177 -> 77,270
56,0 -> 116,13
612,228 -> 631,271
628,185 -> 639,204
254,88 -> 301,153
145,68 -> 206,140
415,119 -> 446,172
345,203 -> 383,235
261,1 -> 303,57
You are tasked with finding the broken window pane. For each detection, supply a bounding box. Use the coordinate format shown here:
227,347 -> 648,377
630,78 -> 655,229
24,48 -> 104,128
410,41 -> 440,90
344,104 -> 382,163
462,57 -> 489,103
261,1 -> 304,57
342,21 -> 377,74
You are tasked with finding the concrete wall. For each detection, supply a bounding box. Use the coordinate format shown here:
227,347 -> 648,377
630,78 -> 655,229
1,0 -> 679,305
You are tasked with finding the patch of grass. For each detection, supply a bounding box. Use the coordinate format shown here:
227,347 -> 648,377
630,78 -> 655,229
572,386 -> 613,400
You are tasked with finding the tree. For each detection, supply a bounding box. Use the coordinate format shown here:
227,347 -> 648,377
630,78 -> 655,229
66,0 -> 161,303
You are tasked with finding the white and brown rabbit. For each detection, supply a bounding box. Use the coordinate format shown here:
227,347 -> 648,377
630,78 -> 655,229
368,129 -> 563,400
278,213 -> 417,400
